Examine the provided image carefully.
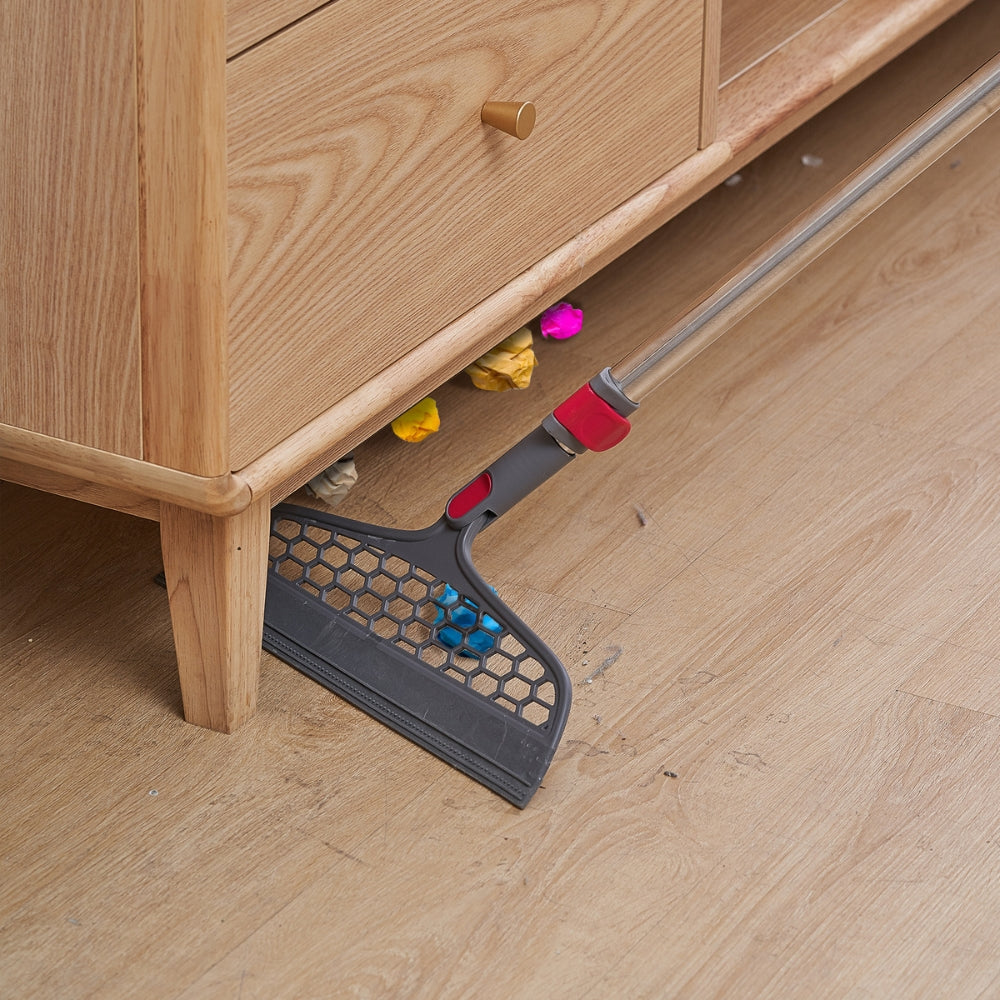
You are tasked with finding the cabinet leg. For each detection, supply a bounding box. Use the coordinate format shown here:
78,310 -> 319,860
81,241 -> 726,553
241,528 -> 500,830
159,496 -> 270,733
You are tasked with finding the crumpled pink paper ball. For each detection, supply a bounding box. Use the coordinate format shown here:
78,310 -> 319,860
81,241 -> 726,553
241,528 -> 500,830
539,302 -> 583,340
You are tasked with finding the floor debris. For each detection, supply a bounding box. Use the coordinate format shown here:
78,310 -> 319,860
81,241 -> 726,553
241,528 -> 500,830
583,646 -> 622,684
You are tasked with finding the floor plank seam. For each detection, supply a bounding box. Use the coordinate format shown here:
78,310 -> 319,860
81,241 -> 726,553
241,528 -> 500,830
169,888 -> 310,1000
850,412 -> 1000,462
891,686 -> 1000,720
849,608 -> 1000,664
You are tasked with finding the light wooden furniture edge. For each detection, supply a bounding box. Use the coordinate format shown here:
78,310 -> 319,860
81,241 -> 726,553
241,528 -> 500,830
718,0 -> 973,159
0,0 -> 977,733
0,139 -> 730,516
4,0 -> 972,512
135,0 -> 230,479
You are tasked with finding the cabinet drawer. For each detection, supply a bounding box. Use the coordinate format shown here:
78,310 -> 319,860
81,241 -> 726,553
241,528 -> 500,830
226,0 -> 327,57
227,0 -> 704,467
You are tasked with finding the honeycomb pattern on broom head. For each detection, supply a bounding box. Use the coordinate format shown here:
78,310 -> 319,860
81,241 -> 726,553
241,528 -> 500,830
263,504 -> 572,806
268,514 -> 561,728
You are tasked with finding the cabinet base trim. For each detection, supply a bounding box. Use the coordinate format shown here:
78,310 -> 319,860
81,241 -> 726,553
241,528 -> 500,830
0,424 -> 251,517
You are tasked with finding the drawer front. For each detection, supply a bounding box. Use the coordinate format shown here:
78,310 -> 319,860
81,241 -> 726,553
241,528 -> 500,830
227,0 -> 704,467
226,0 -> 327,57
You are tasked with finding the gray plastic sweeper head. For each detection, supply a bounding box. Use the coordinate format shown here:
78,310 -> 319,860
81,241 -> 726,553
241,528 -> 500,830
263,501 -> 574,807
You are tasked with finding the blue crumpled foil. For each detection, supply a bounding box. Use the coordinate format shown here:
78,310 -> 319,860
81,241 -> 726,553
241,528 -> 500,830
433,584 -> 501,655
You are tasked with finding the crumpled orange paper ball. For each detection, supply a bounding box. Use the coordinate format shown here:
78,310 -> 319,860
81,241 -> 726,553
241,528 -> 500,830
391,397 -> 440,443
465,327 -> 537,391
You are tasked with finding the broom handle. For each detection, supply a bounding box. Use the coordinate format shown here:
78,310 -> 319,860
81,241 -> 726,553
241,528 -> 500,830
610,53 -> 1000,403
445,56 -> 1000,530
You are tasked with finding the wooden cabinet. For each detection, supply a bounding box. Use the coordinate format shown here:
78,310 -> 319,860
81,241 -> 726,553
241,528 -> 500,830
227,0 -> 704,465
0,0 -> 977,730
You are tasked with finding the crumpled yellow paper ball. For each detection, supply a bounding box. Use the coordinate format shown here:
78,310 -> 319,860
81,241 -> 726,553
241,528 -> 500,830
391,397 -> 440,443
465,327 -> 537,392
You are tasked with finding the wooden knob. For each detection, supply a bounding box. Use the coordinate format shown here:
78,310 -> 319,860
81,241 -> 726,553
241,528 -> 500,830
481,101 -> 536,140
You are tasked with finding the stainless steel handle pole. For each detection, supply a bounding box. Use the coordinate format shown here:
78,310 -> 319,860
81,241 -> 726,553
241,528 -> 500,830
610,54 -> 1000,404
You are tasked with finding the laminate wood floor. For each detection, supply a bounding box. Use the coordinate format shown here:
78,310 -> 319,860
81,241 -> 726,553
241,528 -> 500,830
2,14 -> 999,998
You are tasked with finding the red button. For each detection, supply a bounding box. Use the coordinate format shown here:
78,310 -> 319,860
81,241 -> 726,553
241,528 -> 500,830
553,385 -> 631,452
446,471 -> 493,520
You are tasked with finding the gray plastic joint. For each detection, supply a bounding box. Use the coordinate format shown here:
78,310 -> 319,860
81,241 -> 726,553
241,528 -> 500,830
542,413 -> 588,455
588,367 -> 639,416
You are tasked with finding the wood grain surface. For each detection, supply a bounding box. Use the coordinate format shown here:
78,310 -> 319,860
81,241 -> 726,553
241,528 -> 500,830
718,0 -> 973,159
160,498 -> 270,732
700,0 -> 724,146
226,0 -> 328,57
2,9 -> 999,998
136,0 -> 231,476
721,0 -> 842,85
0,2 -> 141,456
0,423 -> 251,516
226,0 -> 704,467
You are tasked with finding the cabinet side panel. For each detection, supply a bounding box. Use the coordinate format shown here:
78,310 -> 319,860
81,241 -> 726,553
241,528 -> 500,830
0,3 -> 142,457
135,0 -> 229,476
